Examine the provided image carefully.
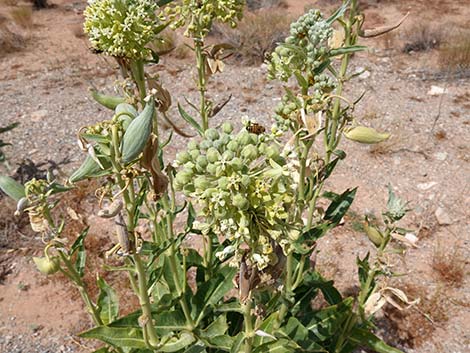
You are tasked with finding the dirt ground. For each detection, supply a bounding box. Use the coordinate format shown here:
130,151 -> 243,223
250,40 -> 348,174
0,0 -> 469,352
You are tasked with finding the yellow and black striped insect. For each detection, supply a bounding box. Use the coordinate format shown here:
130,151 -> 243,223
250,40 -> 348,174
246,121 -> 266,135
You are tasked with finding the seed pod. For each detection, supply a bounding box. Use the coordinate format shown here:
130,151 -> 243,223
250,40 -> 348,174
0,176 -> 25,201
90,89 -> 126,110
121,99 -> 155,164
364,222 -> 384,247
14,197 -> 30,216
115,103 -> 138,118
115,213 -> 130,255
344,126 -> 390,144
33,256 -> 60,275
98,199 -> 123,218
69,154 -> 111,183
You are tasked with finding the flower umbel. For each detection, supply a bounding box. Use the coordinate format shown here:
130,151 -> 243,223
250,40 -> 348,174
174,123 -> 299,270
84,0 -> 160,59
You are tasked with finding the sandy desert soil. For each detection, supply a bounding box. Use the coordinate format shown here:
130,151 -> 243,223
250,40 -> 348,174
0,0 -> 469,352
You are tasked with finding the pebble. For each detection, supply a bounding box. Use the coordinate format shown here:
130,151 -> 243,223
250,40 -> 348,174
434,152 -> 448,161
30,110 -> 49,122
427,85 -> 447,96
417,181 -> 438,190
435,207 -> 452,225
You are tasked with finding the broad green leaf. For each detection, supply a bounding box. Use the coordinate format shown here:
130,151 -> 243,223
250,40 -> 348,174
348,328 -> 403,353
70,227 -> 89,277
0,175 -> 25,201
326,1 -> 350,25
79,326 -> 146,348
96,277 -> 119,325
252,338 -> 297,353
215,301 -> 243,314
324,188 -> 357,225
279,317 -> 327,352
200,315 -> 228,339
192,266 -> 237,324
253,312 -> 278,346
206,334 -> 233,351
329,46 -> 367,57
305,298 -> 353,341
160,332 -> 195,352
230,333 -> 244,353
178,103 -> 203,136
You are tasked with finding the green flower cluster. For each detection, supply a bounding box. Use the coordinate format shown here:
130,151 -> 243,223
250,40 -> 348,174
165,0 -> 244,38
267,9 -> 333,81
84,0 -> 160,59
174,123 -> 299,270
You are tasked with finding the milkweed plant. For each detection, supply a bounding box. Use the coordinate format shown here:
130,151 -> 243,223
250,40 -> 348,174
0,1 -> 416,352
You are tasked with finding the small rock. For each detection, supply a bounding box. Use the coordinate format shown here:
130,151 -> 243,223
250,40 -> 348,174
417,181 -> 438,190
434,152 -> 448,161
427,85 -> 447,96
435,207 -> 452,225
30,110 -> 48,122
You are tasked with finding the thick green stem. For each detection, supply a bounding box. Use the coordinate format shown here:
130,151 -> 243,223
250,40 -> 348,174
133,254 -> 160,346
242,298 -> 254,353
58,254 -> 103,326
277,252 -> 293,327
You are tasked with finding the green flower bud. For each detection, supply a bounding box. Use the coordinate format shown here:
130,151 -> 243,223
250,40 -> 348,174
189,149 -> 200,160
233,194 -> 249,210
182,183 -> 195,196
205,128 -> 220,141
194,176 -> 211,190
175,170 -> 193,184
241,145 -> 258,161
183,162 -> 196,171
196,155 -> 208,169
241,175 -> 251,187
258,143 -> 267,154
219,133 -> 231,146
230,157 -> 243,171
218,176 -> 229,189
237,131 -> 252,146
213,140 -> 224,151
266,145 -> 280,159
227,140 -> 239,152
207,147 -> 221,163
215,166 -> 225,177
222,150 -> 235,161
176,151 -> 191,164
202,187 -> 217,198
222,122 -> 233,134
200,140 -> 212,150
207,163 -> 217,175
33,256 -> 60,275
188,141 -> 198,150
